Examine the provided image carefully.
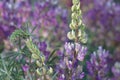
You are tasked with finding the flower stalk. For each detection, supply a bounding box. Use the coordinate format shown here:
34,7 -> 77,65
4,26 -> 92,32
57,0 -> 87,79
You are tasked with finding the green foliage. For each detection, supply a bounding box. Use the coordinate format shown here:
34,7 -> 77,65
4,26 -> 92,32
10,29 -> 29,42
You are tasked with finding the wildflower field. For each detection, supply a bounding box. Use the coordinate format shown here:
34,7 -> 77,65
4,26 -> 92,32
0,0 -> 120,80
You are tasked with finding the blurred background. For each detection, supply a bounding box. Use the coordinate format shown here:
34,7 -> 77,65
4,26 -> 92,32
0,0 -> 120,61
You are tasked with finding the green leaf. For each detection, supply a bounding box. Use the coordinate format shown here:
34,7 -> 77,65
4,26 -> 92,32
48,49 -> 58,62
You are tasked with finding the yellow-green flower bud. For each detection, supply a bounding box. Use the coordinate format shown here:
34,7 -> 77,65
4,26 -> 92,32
71,5 -> 77,12
71,12 -> 76,19
71,19 -> 77,26
67,30 -> 76,40
69,23 -> 75,30
69,19 -> 77,30
78,20 -> 82,26
47,67 -> 53,74
78,10 -> 82,16
41,56 -> 45,63
32,54 -> 39,60
81,37 -> 87,43
71,12 -> 79,20
79,32 -> 87,43
36,60 -> 42,67
36,68 -> 42,76
76,2 -> 80,10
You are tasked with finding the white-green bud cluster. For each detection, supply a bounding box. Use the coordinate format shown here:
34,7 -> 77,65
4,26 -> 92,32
25,39 -> 45,63
67,0 -> 87,43
36,67 -> 46,76
36,67 -> 53,76
25,38 -> 53,76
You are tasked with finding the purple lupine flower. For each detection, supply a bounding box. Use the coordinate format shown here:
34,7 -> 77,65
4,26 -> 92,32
64,42 -> 74,56
22,64 -> 29,72
57,73 -> 65,80
87,46 -> 109,80
38,41 -> 47,52
38,41 -> 50,60
56,42 -> 87,80
64,57 -> 73,70
64,42 -> 87,61
77,44 -> 87,61
71,65 -> 85,80
56,50 -> 64,57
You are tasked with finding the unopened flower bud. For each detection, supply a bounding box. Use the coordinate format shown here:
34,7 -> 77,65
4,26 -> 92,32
78,20 -> 82,26
36,68 -> 42,76
81,38 -> 87,43
36,60 -> 42,67
80,35 -> 88,43
41,56 -> 45,63
71,12 -> 76,19
72,12 -> 79,20
69,23 -> 75,30
78,10 -> 82,16
71,19 -> 77,27
67,30 -> 76,40
76,2 -> 80,10
47,67 -> 53,74
71,5 -> 77,12
32,54 -> 39,60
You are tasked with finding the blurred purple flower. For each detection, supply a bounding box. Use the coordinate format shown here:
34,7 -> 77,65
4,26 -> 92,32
87,46 -> 109,80
0,0 -> 32,38
78,0 -> 119,53
0,0 -> 69,47
38,41 -> 47,51
38,41 -> 50,59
